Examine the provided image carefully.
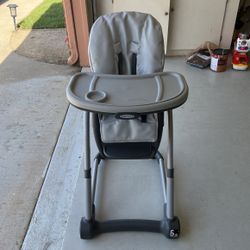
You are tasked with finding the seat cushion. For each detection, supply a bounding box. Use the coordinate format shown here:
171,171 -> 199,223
100,114 -> 158,143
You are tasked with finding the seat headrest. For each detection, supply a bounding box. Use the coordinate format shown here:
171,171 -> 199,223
88,12 -> 165,75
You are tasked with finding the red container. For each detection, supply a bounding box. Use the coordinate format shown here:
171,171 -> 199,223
232,51 -> 249,70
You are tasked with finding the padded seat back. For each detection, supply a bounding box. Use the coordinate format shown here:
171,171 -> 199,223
88,12 -> 165,75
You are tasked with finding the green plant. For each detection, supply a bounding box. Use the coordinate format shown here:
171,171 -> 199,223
18,0 -> 65,29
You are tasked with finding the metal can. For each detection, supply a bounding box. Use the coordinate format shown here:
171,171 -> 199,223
210,49 -> 229,72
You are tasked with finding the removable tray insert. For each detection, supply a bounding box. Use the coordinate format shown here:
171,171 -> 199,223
66,72 -> 188,113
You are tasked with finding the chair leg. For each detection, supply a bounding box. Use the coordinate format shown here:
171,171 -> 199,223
80,112 -> 97,239
157,152 -> 167,204
156,147 -> 180,239
91,154 -> 102,204
162,110 -> 180,239
80,110 -> 180,239
83,111 -> 92,221
167,110 -> 174,220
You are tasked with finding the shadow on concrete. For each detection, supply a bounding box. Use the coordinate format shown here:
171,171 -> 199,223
9,3 -> 70,65
11,28 -> 69,64
0,0 -> 9,6
0,3 -> 80,249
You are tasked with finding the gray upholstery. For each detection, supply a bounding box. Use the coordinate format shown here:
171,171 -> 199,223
100,114 -> 158,143
88,12 -> 164,143
88,12 -> 164,75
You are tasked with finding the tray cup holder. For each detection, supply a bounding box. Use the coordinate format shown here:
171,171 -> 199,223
85,90 -> 107,102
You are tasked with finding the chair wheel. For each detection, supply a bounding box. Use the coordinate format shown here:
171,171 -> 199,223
161,216 -> 180,239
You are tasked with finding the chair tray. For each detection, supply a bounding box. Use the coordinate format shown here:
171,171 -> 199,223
66,72 -> 188,113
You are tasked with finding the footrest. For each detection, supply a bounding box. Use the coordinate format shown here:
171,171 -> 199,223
80,217 -> 180,239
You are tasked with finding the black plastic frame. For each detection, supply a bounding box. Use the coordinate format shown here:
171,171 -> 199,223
80,216 -> 180,239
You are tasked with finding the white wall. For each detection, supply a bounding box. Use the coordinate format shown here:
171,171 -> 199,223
96,0 -> 112,16
95,0 -> 240,52
220,0 -> 240,48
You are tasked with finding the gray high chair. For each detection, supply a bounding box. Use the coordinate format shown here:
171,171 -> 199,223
67,12 -> 188,239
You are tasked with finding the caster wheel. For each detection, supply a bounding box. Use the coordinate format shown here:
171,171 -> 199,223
80,217 -> 94,239
161,216 -> 180,239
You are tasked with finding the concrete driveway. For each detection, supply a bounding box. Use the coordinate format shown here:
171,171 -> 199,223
0,1 -> 79,249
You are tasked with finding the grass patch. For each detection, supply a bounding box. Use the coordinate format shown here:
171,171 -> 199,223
18,0 -> 65,29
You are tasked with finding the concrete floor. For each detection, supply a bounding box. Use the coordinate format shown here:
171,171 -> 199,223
0,2 -> 80,249
0,52 -> 79,249
61,58 -> 250,250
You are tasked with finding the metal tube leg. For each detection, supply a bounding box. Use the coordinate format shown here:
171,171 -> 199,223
84,112 -> 92,220
91,154 -> 102,203
167,110 -> 174,220
157,154 -> 167,204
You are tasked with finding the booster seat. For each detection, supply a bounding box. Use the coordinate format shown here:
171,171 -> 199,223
66,11 -> 188,240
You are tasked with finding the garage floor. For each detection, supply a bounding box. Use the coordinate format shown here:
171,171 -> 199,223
61,58 -> 250,250
23,57 -> 250,250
